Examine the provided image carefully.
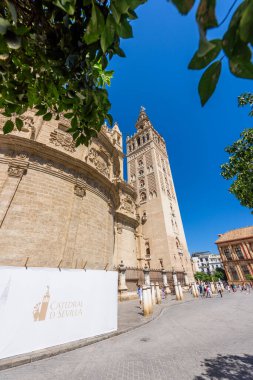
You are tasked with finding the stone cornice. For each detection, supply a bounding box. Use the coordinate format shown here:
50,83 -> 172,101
115,211 -> 139,228
0,135 -> 120,209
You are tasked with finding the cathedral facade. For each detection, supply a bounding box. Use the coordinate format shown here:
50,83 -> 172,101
0,108 -> 194,287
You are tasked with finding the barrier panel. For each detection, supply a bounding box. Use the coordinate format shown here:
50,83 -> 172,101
0,267 -> 118,359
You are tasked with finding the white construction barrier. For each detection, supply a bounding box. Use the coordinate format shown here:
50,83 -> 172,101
0,267 -> 118,359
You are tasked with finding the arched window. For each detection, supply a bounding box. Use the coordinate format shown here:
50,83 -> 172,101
146,133 -> 149,141
140,179 -> 145,188
149,192 -> 153,200
140,192 -> 147,202
139,169 -> 144,176
137,137 -> 141,146
153,191 -> 157,199
132,143 -> 135,150
142,136 -> 146,143
138,159 -> 143,167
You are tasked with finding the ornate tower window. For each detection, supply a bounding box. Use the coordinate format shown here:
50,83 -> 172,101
139,169 -> 144,176
140,192 -> 147,202
146,133 -> 149,141
137,137 -> 141,146
142,136 -> 146,144
139,179 -> 145,188
138,159 -> 143,167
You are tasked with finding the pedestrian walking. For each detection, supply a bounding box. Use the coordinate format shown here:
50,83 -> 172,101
217,283 -> 223,298
206,285 -> 212,298
137,284 -> 143,306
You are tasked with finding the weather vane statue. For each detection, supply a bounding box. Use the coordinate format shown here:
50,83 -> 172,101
140,106 -> 146,112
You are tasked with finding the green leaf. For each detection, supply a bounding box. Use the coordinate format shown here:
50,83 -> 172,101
110,3 -> 121,23
6,1 -> 17,25
196,0 -> 218,31
198,61 -> 222,106
117,17 -> 133,39
43,112 -> 53,121
105,114 -> 113,125
35,107 -> 47,116
64,112 -> 74,119
101,14 -> 115,53
5,33 -> 21,49
71,115 -> 78,128
53,0 -> 76,15
0,18 -> 10,35
112,0 -> 129,15
115,46 -> 126,57
239,1 -> 253,44
188,39 -> 221,70
84,3 -> 105,44
229,58 -> 253,79
171,0 -> 195,15
3,120 -> 14,134
15,118 -> 23,131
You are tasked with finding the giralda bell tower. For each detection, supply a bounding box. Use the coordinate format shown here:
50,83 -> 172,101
126,107 -> 193,280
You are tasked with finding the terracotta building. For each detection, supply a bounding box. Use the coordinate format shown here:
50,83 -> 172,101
0,108 -> 194,294
216,226 -> 253,284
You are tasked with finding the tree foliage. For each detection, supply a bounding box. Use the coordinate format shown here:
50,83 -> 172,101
0,0 -> 253,144
0,0 -> 147,145
194,268 -> 227,282
172,0 -> 253,106
221,93 -> 253,212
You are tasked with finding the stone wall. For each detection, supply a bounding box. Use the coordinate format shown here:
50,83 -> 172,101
0,111 -> 123,270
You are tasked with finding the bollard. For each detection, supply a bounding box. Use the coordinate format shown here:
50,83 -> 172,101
151,282 -> 156,305
178,282 -> 184,300
142,285 -> 149,316
191,282 -> 197,297
210,282 -> 216,294
162,269 -> 171,294
143,263 -> 151,286
193,282 -> 199,297
174,284 -> 181,301
147,285 -> 153,314
155,282 -> 162,304
118,260 -> 128,301
172,271 -> 178,286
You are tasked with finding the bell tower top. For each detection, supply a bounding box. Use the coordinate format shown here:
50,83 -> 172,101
135,107 -> 152,131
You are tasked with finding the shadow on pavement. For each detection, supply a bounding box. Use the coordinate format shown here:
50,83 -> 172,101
194,354 -> 253,380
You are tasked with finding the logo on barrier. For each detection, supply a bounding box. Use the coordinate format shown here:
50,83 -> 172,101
33,286 -> 83,322
33,286 -> 50,321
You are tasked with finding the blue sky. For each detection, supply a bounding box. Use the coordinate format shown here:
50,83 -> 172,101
108,0 -> 252,254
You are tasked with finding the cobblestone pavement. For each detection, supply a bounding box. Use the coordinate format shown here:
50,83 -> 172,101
1,292 -> 253,380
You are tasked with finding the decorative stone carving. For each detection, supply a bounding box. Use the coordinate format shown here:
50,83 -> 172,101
119,193 -> 135,215
74,182 -> 86,198
87,147 -> 110,178
8,165 -> 24,177
49,129 -> 76,152
117,223 -> 123,234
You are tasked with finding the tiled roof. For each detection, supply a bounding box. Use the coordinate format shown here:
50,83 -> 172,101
215,226 -> 253,243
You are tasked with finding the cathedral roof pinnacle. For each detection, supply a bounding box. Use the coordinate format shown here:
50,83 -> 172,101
112,122 -> 120,133
135,106 -> 151,130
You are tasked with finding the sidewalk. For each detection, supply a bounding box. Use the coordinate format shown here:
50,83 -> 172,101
118,292 -> 193,331
0,292 -> 194,371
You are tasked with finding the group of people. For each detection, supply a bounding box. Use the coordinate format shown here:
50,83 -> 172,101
191,282 -> 224,298
226,283 -> 252,293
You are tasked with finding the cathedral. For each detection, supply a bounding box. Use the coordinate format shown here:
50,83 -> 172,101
0,108 -> 194,294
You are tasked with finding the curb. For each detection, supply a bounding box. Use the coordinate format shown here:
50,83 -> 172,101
0,296 -> 195,371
